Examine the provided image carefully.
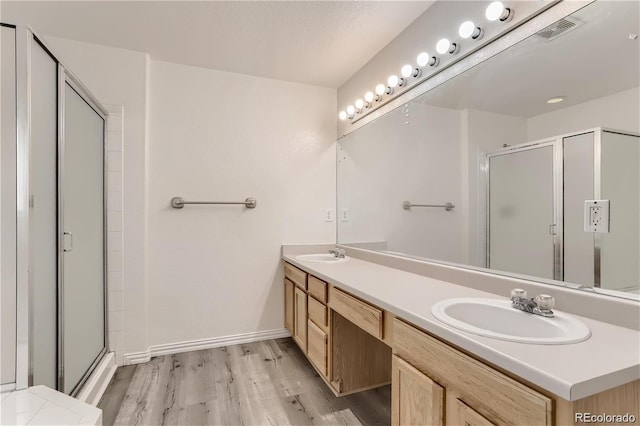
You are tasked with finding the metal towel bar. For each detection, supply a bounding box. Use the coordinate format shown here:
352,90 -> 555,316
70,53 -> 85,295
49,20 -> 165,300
171,197 -> 257,209
402,201 -> 455,211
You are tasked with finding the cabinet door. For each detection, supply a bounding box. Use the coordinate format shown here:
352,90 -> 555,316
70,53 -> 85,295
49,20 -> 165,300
293,287 -> 307,353
284,279 -> 294,334
392,355 -> 444,426
307,320 -> 327,376
450,398 -> 495,426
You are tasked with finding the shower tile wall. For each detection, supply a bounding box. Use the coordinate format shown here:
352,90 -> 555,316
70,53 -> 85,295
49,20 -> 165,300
104,104 -> 124,366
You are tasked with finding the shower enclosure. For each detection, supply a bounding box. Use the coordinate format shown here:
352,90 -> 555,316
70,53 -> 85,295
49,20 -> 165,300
485,128 -> 640,294
1,24 -> 107,395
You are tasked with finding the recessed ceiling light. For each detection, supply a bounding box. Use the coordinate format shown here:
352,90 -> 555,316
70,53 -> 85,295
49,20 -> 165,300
547,97 -> 565,104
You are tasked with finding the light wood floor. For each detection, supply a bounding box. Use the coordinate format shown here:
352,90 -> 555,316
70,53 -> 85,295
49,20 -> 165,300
98,338 -> 391,426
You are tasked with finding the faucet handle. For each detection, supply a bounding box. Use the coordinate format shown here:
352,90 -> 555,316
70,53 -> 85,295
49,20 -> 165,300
510,288 -> 527,300
535,294 -> 555,311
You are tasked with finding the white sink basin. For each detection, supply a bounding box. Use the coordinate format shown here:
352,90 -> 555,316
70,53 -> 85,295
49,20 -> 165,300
295,254 -> 349,263
431,298 -> 591,344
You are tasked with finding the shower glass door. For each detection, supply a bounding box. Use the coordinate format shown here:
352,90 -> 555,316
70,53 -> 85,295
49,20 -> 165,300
61,80 -> 106,394
487,142 -> 561,280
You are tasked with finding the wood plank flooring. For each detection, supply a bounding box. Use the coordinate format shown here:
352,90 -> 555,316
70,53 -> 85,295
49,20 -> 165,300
98,338 -> 390,426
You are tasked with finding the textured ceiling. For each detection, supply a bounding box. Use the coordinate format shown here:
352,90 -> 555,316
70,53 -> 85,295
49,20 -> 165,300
1,1 -> 434,88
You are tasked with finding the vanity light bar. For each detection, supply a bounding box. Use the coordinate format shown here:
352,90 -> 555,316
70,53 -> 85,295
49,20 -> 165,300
338,1 -> 513,122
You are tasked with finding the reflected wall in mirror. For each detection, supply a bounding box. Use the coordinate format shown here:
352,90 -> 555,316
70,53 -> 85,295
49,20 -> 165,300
337,1 -> 640,300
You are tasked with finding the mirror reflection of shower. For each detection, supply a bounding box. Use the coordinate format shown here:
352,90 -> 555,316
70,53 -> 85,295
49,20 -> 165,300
485,129 -> 639,295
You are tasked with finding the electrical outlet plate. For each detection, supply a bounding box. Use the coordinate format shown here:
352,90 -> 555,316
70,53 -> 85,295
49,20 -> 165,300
584,200 -> 609,233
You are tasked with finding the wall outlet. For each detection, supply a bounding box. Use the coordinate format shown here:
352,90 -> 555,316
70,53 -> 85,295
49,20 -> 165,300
340,208 -> 349,222
584,200 -> 610,233
324,208 -> 334,222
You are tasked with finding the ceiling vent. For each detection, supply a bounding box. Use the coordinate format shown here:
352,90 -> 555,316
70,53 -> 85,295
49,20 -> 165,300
535,17 -> 581,41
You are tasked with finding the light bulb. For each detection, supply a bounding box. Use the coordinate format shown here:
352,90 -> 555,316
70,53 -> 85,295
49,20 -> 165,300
486,1 -> 506,21
364,91 -> 374,103
355,99 -> 364,110
401,64 -> 413,78
459,21 -> 476,39
346,105 -> 355,116
436,39 -> 451,55
375,84 -> 386,96
546,97 -> 565,104
387,75 -> 399,88
416,52 -> 430,67
338,111 -> 347,120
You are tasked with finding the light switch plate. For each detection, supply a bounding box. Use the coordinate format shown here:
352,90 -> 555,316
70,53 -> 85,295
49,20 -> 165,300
584,200 -> 609,233
324,208 -> 334,222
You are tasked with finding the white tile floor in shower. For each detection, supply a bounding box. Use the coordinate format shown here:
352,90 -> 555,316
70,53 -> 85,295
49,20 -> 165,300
0,386 -> 101,425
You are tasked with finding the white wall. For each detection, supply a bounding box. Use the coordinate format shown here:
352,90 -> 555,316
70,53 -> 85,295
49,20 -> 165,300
338,102 -> 466,263
148,60 -> 335,346
527,87 -> 640,140
43,36 -> 151,355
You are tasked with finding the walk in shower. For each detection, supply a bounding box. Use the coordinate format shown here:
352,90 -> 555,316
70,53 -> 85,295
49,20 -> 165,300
1,24 -> 107,395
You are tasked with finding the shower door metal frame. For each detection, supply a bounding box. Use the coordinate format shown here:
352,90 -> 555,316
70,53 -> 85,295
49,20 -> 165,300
484,138 -> 564,281
58,65 -> 109,397
10,24 -> 109,394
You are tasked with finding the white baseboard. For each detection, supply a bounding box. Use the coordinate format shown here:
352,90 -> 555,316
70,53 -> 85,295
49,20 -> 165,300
123,328 -> 291,365
1,383 -> 16,393
76,352 -> 117,406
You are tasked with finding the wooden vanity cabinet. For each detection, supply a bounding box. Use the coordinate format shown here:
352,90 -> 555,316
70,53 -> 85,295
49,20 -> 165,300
392,318 -> 552,426
284,263 -> 328,376
284,263 -> 308,352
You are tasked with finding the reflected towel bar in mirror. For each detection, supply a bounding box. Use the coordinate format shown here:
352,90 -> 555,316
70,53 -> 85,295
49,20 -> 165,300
403,201 -> 455,211
171,197 -> 257,209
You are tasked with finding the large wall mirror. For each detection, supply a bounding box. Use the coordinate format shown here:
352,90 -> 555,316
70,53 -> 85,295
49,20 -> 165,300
337,0 -> 639,301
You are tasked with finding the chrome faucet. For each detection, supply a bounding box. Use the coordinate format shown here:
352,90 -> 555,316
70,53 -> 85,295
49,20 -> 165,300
329,247 -> 346,258
510,289 -> 555,318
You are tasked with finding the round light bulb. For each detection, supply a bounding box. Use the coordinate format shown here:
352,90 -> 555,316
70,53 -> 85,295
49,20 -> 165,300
346,105 -> 355,115
364,91 -> 374,103
375,84 -> 386,95
387,75 -> 399,88
355,99 -> 364,109
459,21 -> 476,39
401,64 -> 413,78
436,38 -> 451,55
416,52 -> 430,67
338,111 -> 347,120
486,1 -> 505,21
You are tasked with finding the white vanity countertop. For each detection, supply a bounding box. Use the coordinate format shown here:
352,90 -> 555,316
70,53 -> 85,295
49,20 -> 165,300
283,253 -> 640,401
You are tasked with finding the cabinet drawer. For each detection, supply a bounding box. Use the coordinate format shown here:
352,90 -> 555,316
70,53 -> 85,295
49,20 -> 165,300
393,319 -> 551,426
308,275 -> 328,302
330,288 -> 383,339
284,262 -> 307,290
307,320 -> 327,376
308,296 -> 327,328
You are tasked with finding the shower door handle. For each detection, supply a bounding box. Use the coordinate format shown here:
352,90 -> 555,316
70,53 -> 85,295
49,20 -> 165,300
63,232 -> 73,252
548,224 -> 557,236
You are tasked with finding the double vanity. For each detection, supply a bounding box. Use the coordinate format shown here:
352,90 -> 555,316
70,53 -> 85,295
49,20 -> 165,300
282,245 -> 640,425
